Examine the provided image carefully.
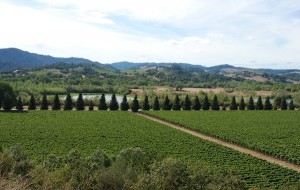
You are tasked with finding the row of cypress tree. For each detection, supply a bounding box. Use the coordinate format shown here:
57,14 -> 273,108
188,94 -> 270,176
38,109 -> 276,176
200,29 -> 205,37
15,93 -> 141,112
13,93 -> 296,111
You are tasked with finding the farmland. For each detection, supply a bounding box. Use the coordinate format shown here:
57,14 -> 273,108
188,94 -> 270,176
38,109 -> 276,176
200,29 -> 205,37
0,111 -> 300,188
143,111 -> 300,164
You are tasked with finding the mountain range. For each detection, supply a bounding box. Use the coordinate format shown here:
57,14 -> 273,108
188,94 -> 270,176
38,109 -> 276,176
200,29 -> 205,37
1,48 -> 300,75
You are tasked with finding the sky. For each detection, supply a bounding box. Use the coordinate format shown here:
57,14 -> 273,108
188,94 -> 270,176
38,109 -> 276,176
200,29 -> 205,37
1,0 -> 300,69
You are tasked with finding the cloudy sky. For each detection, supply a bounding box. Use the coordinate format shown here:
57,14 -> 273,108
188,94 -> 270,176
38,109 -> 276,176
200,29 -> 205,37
1,0 -> 300,69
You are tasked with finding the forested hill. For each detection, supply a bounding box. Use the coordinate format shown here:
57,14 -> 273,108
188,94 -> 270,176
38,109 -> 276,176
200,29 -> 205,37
0,48 -> 115,71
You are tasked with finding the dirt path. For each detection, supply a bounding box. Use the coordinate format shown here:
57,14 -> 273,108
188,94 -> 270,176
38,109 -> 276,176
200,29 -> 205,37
137,113 -> 300,173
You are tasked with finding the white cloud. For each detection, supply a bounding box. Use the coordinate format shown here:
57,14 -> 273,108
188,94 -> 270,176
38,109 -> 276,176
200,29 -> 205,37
1,0 -> 300,69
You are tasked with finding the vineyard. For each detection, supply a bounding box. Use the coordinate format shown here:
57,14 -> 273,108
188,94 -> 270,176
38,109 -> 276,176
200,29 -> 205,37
0,111 -> 300,188
143,111 -> 300,165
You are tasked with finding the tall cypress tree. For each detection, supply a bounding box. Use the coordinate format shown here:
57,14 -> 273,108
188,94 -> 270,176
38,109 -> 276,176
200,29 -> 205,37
52,94 -> 61,110
98,93 -> 107,110
211,94 -> 220,110
229,96 -> 238,110
264,96 -> 272,110
281,98 -> 287,110
162,95 -> 171,110
247,96 -> 255,110
289,100 -> 295,110
172,94 -> 181,110
152,96 -> 160,111
16,96 -> 23,111
76,93 -> 85,111
131,95 -> 139,112
255,96 -> 263,110
28,94 -> 36,110
142,95 -> 150,111
40,94 -> 48,110
239,97 -> 245,110
64,93 -> 73,110
193,96 -> 201,110
183,95 -> 191,110
120,95 -> 129,111
273,97 -> 282,110
109,93 -> 119,111
88,100 -> 94,111
202,94 -> 210,110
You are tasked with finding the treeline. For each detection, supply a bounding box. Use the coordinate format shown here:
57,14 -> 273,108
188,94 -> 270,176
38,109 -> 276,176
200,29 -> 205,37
0,146 -> 247,190
2,93 -> 297,112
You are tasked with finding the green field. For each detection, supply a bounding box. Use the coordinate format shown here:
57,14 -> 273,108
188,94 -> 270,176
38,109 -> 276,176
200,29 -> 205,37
143,111 -> 300,164
0,111 -> 300,188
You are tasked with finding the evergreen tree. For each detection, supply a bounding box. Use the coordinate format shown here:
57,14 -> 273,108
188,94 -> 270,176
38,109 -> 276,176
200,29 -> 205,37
131,95 -> 139,112
109,93 -> 119,111
202,95 -> 210,110
264,96 -> 273,110
142,95 -> 150,111
88,100 -> 94,111
64,93 -> 73,110
162,95 -> 171,110
172,94 -> 181,110
255,96 -> 263,110
239,97 -> 245,110
52,94 -> 61,110
76,93 -> 85,111
0,82 -> 16,111
273,97 -> 282,110
289,100 -> 295,110
16,96 -> 23,111
193,96 -> 201,110
120,95 -> 129,111
281,98 -> 287,110
152,96 -> 160,111
211,94 -> 220,110
40,94 -> 48,110
183,95 -> 191,110
28,94 -> 36,110
229,96 -> 238,110
247,96 -> 255,110
98,93 -> 107,110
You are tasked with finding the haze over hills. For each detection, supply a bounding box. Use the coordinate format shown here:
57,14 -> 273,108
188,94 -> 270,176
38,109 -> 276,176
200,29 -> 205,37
1,48 -> 300,76
0,48 -> 115,71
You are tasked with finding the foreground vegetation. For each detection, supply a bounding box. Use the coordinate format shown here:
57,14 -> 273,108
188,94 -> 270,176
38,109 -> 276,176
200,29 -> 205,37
0,111 -> 300,188
143,111 -> 300,165
0,146 -> 247,190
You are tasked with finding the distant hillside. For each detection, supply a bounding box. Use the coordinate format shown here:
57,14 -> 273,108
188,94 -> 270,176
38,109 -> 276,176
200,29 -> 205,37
0,48 -> 115,71
111,61 -> 300,75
